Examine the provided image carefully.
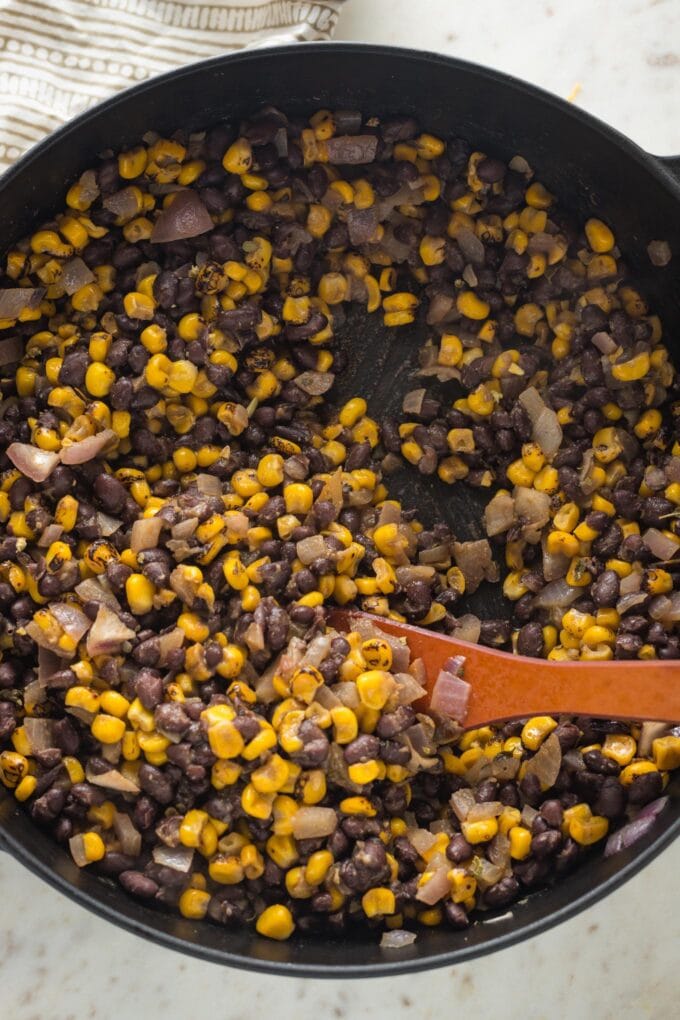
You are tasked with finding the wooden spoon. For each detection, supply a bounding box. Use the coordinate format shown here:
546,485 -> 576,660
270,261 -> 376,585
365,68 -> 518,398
329,609 -> 680,727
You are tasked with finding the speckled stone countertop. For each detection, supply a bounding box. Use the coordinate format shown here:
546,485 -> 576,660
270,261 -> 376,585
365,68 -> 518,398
2,2 -> 680,1018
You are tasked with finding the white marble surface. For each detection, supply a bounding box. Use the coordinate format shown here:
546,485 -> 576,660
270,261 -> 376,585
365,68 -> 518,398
3,1 -> 680,1017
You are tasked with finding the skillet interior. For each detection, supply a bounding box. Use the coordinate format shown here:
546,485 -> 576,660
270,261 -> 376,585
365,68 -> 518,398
0,42 -> 678,975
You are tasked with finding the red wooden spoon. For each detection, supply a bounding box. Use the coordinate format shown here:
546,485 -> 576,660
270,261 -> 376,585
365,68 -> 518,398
329,609 -> 680,727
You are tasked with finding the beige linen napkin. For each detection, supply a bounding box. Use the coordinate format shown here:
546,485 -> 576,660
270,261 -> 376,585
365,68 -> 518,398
0,0 -> 345,172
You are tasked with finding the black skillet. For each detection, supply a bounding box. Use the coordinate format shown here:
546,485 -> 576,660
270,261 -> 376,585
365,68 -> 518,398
0,43 -> 678,976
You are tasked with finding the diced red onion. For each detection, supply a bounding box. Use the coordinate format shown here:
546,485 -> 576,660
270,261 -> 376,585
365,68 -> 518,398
518,386 -> 562,457
23,717 -> 56,752
196,473 -> 222,497
416,865 -> 451,905
532,579 -> 581,610
75,577 -> 121,611
649,592 -> 680,622
452,539 -> 498,594
87,766 -> 140,794
591,331 -> 617,355
51,602 -> 92,642
523,732 -> 562,791
6,443 -> 60,483
130,516 -> 164,553
325,134 -> 378,165
296,533 -> 327,565
402,388 -> 426,415
380,929 -> 417,949
61,256 -> 95,295
37,523 -> 64,548
429,668 -> 471,723
0,335 -> 24,365
604,798 -> 669,857
642,528 -> 679,561
60,429 -> 116,465
294,370 -> 335,395
151,189 -> 213,242
484,489 -> 515,536
96,512 -> 122,537
0,287 -> 45,319
113,812 -> 142,857
152,844 -> 195,872
451,615 -> 482,644
450,788 -> 476,822
647,240 -> 672,267
86,604 -> 136,657
292,806 -> 338,839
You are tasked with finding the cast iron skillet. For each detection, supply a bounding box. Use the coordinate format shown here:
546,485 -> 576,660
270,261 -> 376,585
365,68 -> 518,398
0,43 -> 678,977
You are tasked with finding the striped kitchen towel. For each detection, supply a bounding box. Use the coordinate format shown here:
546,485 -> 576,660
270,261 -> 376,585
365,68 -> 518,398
0,0 -> 345,171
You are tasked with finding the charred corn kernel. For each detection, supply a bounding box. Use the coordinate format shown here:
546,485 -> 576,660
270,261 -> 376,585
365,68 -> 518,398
585,218 -> 615,253
462,818 -> 498,843
222,138 -> 252,175
361,638 -> 393,671
419,234 -> 447,266
256,903 -> 295,941
250,754 -> 289,795
0,751 -> 29,787
509,825 -> 532,860
570,814 -> 609,846
468,383 -> 496,416
125,573 -> 155,614
566,557 -> 592,587
620,760 -> 658,785
340,796 -> 376,817
562,609 -> 597,639
209,854 -> 244,885
522,716 -> 557,750
91,714 -> 126,744
299,769 -> 327,805
457,291 -> 489,320
241,783 -> 274,820
521,442 -> 545,472
644,569 -> 673,595
634,409 -> 662,439
291,666 -> 324,704
611,351 -> 650,382
211,759 -> 241,789
503,570 -> 529,601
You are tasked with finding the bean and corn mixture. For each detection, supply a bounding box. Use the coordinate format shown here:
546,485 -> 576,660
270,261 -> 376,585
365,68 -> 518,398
0,106 -> 678,945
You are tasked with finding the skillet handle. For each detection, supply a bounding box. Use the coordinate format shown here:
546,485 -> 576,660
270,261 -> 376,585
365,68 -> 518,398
656,154 -> 680,185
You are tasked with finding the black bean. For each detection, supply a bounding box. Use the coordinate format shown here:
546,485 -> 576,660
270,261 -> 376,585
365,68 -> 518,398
627,770 -> 663,806
344,734 -> 380,765
516,621 -> 544,657
531,830 -> 562,858
119,871 -> 159,898
484,875 -> 520,907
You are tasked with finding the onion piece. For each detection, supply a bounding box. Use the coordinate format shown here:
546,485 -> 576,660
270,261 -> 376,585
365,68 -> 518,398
113,812 -> 142,857
451,615 -> 482,644
429,668 -> 471,723
0,287 -> 45,319
408,828 -> 438,856
60,428 -> 116,465
467,801 -> 503,822
514,487 -> 551,543
0,335 -> 24,366
484,489 -> 515,536
470,856 -> 504,891
450,788 -> 476,823
647,240 -> 672,267
69,834 -> 95,868
96,512 -> 122,537
380,929 -> 417,949
130,515 -> 164,553
452,539 -> 498,594
642,528 -> 679,561
51,602 -> 92,642
103,187 -> 141,220
591,331 -> 617,355
325,134 -> 378,165
87,767 -> 140,794
665,457 -> 680,484
619,570 -> 643,595
294,370 -> 335,396
296,533 -> 327,565
61,256 -> 95,295
196,473 -> 222,497
637,722 -> 669,758
532,579 -> 580,610
152,844 -> 195,872
523,732 -> 562,791
649,592 -> 680,622
6,443 -> 60,483
86,604 -> 136,657
151,189 -> 213,242
23,717 -> 56,752
518,386 -> 562,457
75,577 -> 121,611
604,798 -> 669,857
37,523 -> 64,548
616,591 -> 648,616
300,633 -> 333,669
416,865 -> 451,905
157,627 -> 185,666
402,388 -> 427,415
38,646 -> 62,686
292,806 -> 338,839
